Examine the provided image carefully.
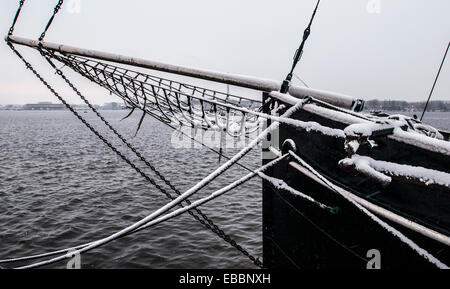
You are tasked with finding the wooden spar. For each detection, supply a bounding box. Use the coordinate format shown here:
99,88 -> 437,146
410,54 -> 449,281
6,35 -> 364,111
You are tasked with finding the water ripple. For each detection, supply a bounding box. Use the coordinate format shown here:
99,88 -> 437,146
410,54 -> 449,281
0,110 -> 263,268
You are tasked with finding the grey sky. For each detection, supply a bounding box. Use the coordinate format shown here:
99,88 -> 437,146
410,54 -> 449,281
1,0 -> 449,105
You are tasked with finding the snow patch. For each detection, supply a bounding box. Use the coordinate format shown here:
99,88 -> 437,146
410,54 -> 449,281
339,155 -> 450,188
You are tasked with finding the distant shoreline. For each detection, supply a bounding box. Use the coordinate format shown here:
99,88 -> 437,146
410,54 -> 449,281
1,100 -> 449,112
0,101 -> 125,111
363,100 -> 450,112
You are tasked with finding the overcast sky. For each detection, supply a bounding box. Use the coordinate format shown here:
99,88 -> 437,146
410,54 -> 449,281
1,0 -> 449,105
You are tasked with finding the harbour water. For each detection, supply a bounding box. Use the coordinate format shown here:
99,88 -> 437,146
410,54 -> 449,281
0,110 -> 448,268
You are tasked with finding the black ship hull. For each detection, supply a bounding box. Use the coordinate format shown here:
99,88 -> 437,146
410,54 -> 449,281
262,95 -> 450,269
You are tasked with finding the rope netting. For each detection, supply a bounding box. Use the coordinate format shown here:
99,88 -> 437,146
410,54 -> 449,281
39,48 -> 262,136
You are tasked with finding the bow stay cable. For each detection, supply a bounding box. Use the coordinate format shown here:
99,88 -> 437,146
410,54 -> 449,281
39,0 -> 64,41
420,41 -> 449,121
8,0 -> 25,36
280,0 -> 321,93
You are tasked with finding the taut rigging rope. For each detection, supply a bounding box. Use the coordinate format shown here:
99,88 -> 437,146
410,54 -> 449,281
7,0 -> 24,36
287,150 -> 449,269
13,154 -> 288,269
38,0 -> 63,41
280,0 -> 321,93
0,153 -> 285,266
420,41 -> 449,121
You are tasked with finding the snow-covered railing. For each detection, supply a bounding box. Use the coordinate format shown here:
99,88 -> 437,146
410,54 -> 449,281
293,101 -> 450,156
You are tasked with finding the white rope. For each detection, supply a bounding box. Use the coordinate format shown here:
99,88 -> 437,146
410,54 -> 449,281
258,172 -> 335,212
9,99 -> 306,268
0,108 -> 294,265
288,150 -> 449,269
12,154 -> 288,269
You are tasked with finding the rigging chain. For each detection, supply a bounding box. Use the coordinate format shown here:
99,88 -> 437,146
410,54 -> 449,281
8,0 -> 25,36
39,0 -> 64,41
40,48 -> 263,268
8,0 -> 263,268
6,40 -> 263,268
